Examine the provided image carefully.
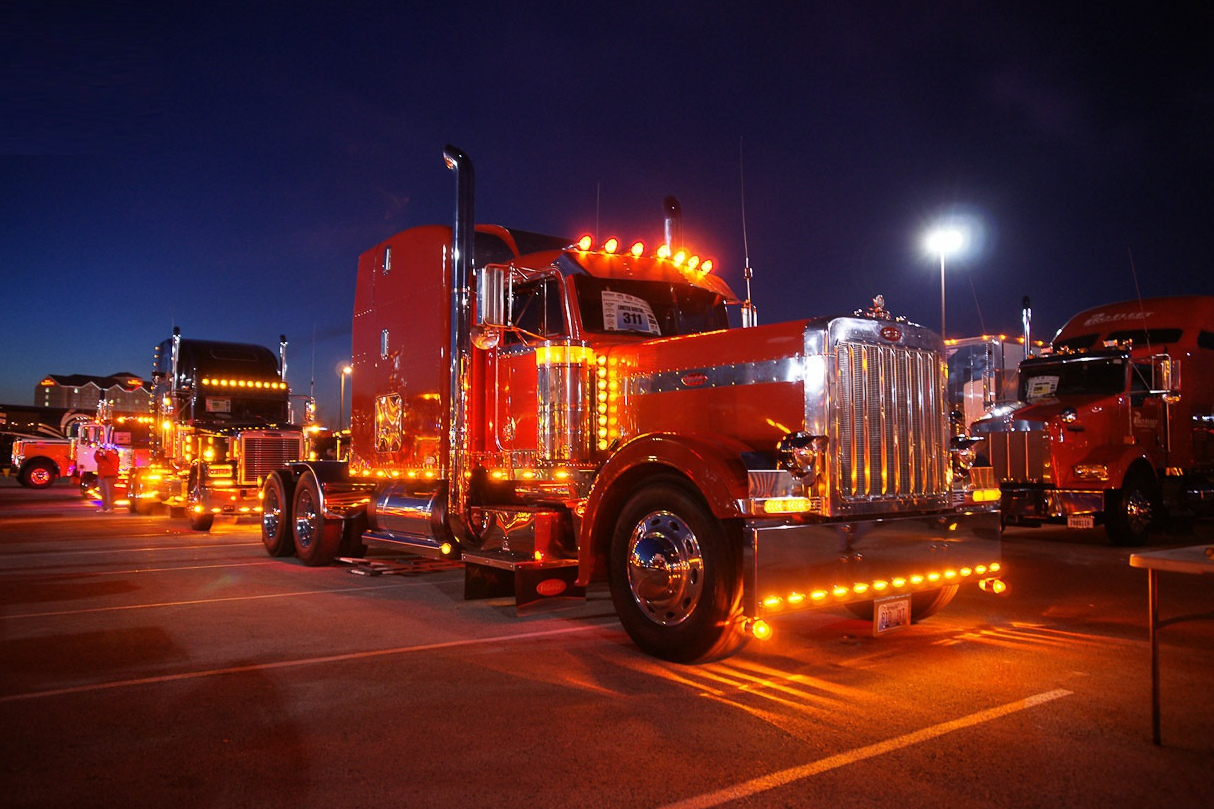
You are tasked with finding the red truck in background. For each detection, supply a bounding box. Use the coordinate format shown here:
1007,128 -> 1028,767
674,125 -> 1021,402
974,295 -> 1214,545
257,146 -> 1003,662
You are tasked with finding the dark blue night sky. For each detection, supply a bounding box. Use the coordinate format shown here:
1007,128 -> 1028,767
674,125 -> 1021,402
3,1 -> 1212,422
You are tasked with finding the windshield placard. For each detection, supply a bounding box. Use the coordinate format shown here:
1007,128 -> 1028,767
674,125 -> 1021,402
1026,375 -> 1060,399
602,291 -> 661,335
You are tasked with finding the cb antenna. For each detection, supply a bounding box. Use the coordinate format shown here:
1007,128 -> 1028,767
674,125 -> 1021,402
739,136 -> 758,327
1127,246 -> 1152,352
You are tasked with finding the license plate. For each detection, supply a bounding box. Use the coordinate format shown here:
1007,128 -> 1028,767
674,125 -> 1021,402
1067,514 -> 1095,529
873,595 -> 911,636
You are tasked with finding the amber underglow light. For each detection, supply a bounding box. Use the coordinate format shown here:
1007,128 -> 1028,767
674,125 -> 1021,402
747,619 -> 773,640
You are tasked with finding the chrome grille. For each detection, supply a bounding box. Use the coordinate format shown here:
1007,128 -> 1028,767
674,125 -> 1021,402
834,341 -> 948,508
985,429 -> 1052,484
238,433 -> 301,484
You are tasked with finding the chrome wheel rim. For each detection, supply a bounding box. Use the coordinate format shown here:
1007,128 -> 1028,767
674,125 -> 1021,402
1125,489 -> 1153,535
262,484 -> 282,539
294,486 -> 319,550
626,510 -> 703,626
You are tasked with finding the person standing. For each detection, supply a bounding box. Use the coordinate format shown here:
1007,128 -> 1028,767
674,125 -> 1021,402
94,444 -> 121,513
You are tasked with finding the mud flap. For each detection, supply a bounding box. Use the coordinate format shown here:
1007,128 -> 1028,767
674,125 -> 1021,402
463,559 -> 585,610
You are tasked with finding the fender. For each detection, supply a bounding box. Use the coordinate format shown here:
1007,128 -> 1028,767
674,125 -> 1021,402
1057,442 -> 1153,491
291,460 -> 377,520
577,432 -> 753,584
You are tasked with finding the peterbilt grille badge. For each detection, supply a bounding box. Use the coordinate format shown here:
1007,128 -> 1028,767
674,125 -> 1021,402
880,326 -> 902,342
680,372 -> 708,388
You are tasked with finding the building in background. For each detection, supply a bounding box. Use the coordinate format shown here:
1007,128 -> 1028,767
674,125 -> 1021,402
35,373 -> 151,414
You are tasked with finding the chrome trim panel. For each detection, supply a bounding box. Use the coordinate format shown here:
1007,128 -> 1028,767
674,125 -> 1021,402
630,357 -> 805,395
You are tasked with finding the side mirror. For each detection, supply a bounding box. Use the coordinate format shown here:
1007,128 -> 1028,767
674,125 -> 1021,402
473,264 -> 510,350
1152,355 -> 1180,398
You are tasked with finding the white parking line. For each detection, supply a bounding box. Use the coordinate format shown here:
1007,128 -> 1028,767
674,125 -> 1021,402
1,578 -> 455,620
0,624 -> 612,703
658,689 -> 1074,809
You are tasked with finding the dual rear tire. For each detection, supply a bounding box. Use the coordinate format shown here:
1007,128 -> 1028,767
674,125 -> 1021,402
261,470 -> 343,566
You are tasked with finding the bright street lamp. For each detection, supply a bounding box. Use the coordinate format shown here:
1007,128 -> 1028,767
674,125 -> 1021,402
924,226 -> 965,339
338,364 -> 352,431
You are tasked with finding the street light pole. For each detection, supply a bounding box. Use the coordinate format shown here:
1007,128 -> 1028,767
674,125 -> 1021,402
338,365 -> 351,457
924,227 -> 964,339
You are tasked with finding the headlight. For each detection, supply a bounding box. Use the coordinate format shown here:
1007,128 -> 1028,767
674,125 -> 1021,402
1073,464 -> 1108,481
777,432 -> 827,481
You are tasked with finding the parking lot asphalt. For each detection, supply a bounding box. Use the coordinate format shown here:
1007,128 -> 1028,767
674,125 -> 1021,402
2,478 -> 1212,808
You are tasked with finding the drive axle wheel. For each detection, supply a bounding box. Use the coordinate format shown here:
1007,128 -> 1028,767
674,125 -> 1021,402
261,471 -> 296,557
609,477 -> 746,663
292,470 -> 341,566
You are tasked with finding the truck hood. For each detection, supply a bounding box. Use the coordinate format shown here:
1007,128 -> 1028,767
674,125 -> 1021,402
971,395 -> 1116,433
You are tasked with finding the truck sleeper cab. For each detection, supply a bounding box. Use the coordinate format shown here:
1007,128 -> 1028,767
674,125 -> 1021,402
260,146 -> 1002,662
128,332 -> 304,530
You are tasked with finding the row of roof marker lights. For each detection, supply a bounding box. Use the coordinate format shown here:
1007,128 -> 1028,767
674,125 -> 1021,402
574,235 -> 715,273
200,378 -> 289,390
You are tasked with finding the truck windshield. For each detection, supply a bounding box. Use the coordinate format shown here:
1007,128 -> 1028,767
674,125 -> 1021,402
1019,357 -> 1126,401
573,276 -> 727,337
194,394 -> 290,425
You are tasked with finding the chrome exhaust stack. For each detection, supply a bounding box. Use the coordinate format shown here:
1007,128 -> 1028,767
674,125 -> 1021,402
443,145 -> 475,542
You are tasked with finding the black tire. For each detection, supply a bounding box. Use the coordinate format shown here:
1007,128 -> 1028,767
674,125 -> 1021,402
79,472 -> 97,498
127,471 -> 154,515
261,471 -> 297,557
1105,470 -> 1157,547
291,470 -> 341,566
21,460 -> 56,489
845,585 -> 960,623
609,477 -> 747,663
188,509 -> 215,531
186,468 -> 213,532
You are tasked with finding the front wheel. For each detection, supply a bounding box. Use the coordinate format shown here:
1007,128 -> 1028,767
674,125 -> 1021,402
1105,471 -> 1157,547
292,470 -> 341,566
609,477 -> 747,663
186,468 -> 214,531
21,461 -> 56,489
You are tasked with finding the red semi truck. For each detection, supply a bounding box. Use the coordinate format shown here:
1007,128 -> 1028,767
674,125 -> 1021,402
258,146 -> 1003,662
974,295 -> 1214,545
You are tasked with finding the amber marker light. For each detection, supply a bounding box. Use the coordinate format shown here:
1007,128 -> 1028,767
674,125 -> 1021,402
630,241 -> 645,257
746,619 -> 773,640
603,237 -> 619,254
577,234 -> 593,251
701,259 -> 714,273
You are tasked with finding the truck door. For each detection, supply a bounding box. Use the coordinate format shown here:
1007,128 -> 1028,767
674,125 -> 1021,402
491,276 -> 566,458
1130,361 -> 1167,462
